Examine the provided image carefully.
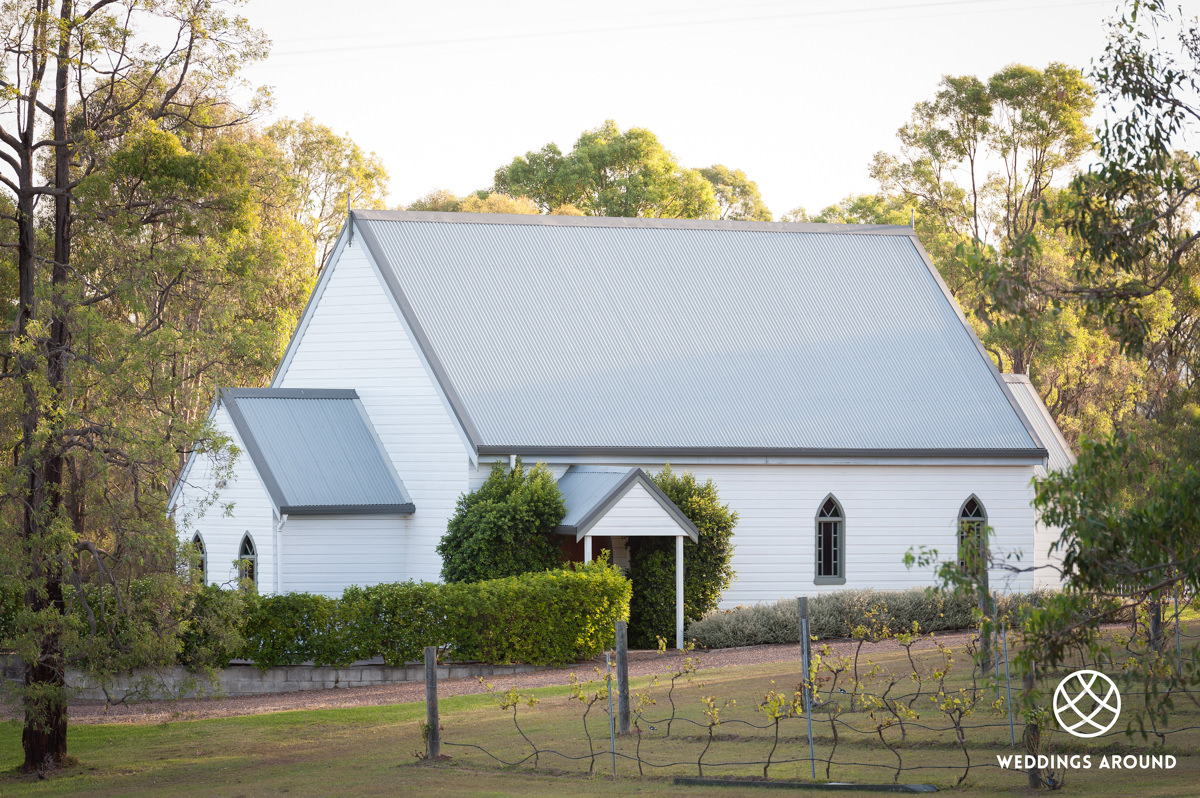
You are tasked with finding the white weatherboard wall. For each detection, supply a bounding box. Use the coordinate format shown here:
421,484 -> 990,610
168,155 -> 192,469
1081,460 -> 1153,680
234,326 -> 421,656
275,238 -> 469,584
588,482 -> 686,538
172,405 -> 275,591
477,459 -> 1038,605
281,515 -> 407,596
1032,463 -> 1067,590
679,463 -> 1038,605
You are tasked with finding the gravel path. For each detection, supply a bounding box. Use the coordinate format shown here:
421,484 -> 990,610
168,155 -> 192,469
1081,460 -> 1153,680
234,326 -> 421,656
38,630 -> 975,726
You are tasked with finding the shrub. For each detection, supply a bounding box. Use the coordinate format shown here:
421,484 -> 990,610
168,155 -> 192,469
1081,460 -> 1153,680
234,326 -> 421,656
448,559 -> 632,665
437,458 -> 566,583
179,584 -> 254,672
686,589 -> 1061,649
627,466 -> 737,648
341,581 -> 447,666
241,592 -> 357,668
331,560 -> 630,667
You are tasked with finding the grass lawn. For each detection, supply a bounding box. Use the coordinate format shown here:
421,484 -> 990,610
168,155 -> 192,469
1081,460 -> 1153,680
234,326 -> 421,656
2,631 -> 1199,797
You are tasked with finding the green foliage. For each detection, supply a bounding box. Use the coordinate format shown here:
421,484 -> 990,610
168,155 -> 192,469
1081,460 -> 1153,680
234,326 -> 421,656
341,580 -> 447,666
493,120 -> 720,219
1027,436 -> 1200,663
245,561 -> 630,668
697,165 -> 773,221
864,59 -> 1172,448
627,548 -> 677,652
241,592 -> 358,669
266,115 -> 390,265
445,559 -> 631,665
627,466 -> 737,648
438,459 -> 567,583
178,585 -> 255,673
686,590 -> 1056,649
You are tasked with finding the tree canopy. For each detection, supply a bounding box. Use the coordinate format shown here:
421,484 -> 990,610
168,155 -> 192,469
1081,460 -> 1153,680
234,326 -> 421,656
0,1 -> 369,770
266,116 -> 390,269
493,120 -> 723,219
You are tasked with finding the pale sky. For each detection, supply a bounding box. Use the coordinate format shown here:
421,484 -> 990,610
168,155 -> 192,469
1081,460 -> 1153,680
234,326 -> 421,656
240,0 -> 1120,218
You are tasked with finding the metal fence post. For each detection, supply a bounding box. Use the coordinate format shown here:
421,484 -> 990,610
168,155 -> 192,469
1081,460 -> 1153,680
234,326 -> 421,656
424,645 -> 440,761
1175,590 -> 1183,678
1003,621 -> 1015,748
616,621 -> 630,735
798,596 -> 816,780
606,652 -> 617,778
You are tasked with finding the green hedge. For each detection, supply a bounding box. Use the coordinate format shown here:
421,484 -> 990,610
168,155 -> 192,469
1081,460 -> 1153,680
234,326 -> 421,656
686,589 -> 1059,649
242,560 -> 631,668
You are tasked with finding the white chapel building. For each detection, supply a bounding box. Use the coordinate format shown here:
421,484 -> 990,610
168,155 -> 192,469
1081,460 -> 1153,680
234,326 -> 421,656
170,211 -> 1073,611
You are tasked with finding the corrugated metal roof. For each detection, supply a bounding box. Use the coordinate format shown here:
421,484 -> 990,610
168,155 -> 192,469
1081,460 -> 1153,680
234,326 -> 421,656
1001,375 -> 1076,472
555,466 -> 698,541
222,388 -> 414,514
557,467 -> 635,529
352,211 -> 1042,455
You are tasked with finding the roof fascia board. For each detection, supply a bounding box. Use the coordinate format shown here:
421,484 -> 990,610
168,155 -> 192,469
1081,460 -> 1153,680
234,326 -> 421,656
903,233 -> 1046,458
493,455 -> 1047,468
220,389 -> 287,514
568,468 -> 699,543
1003,374 -> 1077,466
280,503 -> 416,516
353,208 -> 913,236
353,212 -> 482,461
479,445 -> 1047,459
271,221 -> 350,388
226,388 -> 358,400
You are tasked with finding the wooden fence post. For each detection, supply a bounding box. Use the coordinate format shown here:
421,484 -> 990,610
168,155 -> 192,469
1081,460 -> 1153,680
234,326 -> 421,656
425,646 -> 440,760
616,620 -> 630,735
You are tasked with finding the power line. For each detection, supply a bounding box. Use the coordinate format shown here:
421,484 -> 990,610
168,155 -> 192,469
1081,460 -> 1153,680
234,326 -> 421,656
267,0 -> 1113,60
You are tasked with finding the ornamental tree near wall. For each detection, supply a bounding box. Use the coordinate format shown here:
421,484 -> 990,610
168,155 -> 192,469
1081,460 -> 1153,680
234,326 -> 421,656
438,459 -> 567,583
627,466 -> 737,648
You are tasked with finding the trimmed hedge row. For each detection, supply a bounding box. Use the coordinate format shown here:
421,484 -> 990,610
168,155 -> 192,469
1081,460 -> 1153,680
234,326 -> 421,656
686,589 -> 1058,649
240,560 -> 631,669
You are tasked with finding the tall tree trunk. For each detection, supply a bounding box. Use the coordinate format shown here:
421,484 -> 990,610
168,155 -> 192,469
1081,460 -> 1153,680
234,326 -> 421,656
21,1 -> 74,770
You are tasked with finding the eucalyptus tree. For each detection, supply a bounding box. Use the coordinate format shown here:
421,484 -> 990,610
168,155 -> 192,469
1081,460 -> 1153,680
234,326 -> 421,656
697,165 -> 772,221
266,115 -> 389,269
494,120 -> 720,219
0,0 -> 271,770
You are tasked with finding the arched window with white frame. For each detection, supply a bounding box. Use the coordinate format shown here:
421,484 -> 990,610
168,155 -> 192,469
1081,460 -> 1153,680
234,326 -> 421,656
238,533 -> 257,586
815,495 -> 846,585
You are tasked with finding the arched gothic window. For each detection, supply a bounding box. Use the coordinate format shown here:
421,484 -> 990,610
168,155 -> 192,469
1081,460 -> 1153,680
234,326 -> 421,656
238,534 -> 257,585
815,495 -> 845,584
958,496 -> 988,588
191,534 -> 206,583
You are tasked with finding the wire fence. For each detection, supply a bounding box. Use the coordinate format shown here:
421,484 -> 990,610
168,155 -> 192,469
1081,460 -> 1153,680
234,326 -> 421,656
431,597 -> 1200,788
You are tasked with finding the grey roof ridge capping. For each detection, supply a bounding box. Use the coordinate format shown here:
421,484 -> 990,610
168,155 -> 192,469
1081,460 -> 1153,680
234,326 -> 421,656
352,210 -> 484,453
353,208 -> 915,235
556,467 -> 700,542
219,387 -> 416,516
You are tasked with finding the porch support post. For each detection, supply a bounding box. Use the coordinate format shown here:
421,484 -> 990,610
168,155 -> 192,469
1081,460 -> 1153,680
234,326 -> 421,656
675,534 -> 684,650
584,535 -> 593,562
